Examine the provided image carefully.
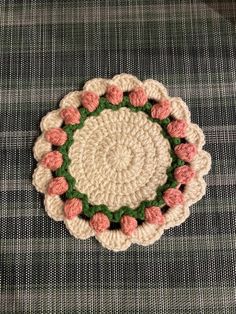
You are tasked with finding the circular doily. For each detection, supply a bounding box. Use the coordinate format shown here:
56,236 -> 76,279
33,74 -> 211,251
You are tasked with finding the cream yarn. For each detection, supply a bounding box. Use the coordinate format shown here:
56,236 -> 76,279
69,108 -> 171,211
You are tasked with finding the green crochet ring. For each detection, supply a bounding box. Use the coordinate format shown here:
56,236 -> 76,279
55,96 -> 184,223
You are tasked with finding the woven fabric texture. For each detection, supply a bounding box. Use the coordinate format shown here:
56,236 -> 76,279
1,1 -> 236,313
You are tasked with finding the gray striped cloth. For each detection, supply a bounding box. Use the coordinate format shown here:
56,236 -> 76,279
1,1 -> 236,313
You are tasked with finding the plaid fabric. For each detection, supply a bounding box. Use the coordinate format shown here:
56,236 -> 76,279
1,0 -> 236,313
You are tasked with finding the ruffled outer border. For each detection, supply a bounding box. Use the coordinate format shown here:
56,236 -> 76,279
33,74 -> 211,251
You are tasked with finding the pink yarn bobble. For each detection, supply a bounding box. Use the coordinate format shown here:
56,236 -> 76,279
145,206 -> 165,225
167,119 -> 187,138
163,188 -> 184,207
41,151 -> 63,171
174,143 -> 197,162
60,106 -> 80,125
47,177 -> 68,196
174,165 -> 195,184
151,99 -> 171,120
81,91 -> 99,112
120,215 -> 137,236
64,198 -> 83,219
106,84 -> 123,105
89,212 -> 110,233
45,128 -> 67,146
129,87 -> 148,107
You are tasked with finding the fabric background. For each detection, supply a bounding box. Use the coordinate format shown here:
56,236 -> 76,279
1,1 -> 236,313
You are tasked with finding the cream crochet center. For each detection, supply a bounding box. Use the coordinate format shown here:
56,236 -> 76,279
69,107 -> 172,211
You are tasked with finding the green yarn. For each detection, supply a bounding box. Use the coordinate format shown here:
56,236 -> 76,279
55,96 -> 185,223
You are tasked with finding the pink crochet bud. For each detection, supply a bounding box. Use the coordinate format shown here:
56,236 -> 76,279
167,119 -> 187,138
120,215 -> 137,236
174,143 -> 197,162
41,151 -> 63,171
174,165 -> 195,184
129,87 -> 148,107
163,188 -> 184,207
151,99 -> 171,120
145,206 -> 165,225
47,177 -> 68,196
89,212 -> 110,233
106,84 -> 123,105
64,198 -> 83,219
81,91 -> 99,112
60,106 -> 80,125
45,128 -> 67,146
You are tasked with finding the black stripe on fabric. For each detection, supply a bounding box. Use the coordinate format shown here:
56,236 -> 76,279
0,48 -> 234,85
1,249 -> 236,288
4,0 -> 191,5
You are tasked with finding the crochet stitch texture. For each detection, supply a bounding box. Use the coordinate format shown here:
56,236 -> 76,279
33,74 -> 211,251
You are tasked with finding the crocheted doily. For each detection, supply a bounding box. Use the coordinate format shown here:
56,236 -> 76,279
33,74 -> 211,251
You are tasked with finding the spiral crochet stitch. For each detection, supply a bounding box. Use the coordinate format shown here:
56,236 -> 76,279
33,74 -> 211,251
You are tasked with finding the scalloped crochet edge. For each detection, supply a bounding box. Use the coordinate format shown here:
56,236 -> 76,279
32,73 -> 211,251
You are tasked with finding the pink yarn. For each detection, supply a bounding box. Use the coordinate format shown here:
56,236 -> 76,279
89,212 -> 110,233
64,198 -> 83,219
163,188 -> 184,207
106,84 -> 123,105
145,206 -> 165,225
41,151 -> 63,171
120,215 -> 137,236
129,87 -> 148,107
47,177 -> 68,196
151,99 -> 171,120
60,106 -> 80,125
174,165 -> 195,184
45,128 -> 67,146
167,119 -> 187,138
81,91 -> 99,112
174,143 -> 197,162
